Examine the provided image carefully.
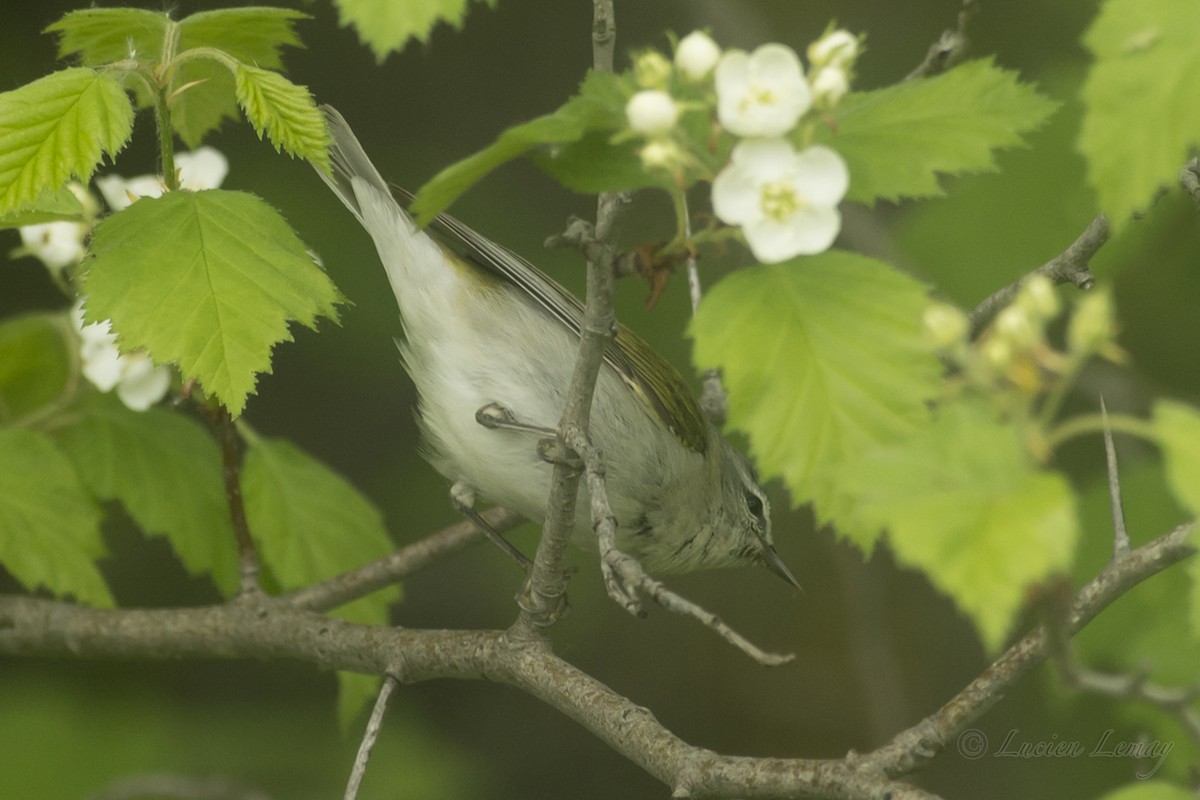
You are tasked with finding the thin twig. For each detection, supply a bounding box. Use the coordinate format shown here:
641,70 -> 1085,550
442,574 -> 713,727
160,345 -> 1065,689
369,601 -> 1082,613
284,507 -> 521,613
564,427 -> 793,666
1100,397 -> 1131,558
905,0 -> 977,81
968,214 -> 1107,338
518,0 -> 625,630
858,522 -> 1195,779
343,674 -> 399,800
679,193 -> 729,425
213,405 -> 259,595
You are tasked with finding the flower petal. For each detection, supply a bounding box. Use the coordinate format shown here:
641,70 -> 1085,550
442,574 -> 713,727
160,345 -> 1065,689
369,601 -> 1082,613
117,357 -> 172,411
711,162 -> 761,225
177,147 -> 229,191
795,146 -> 850,206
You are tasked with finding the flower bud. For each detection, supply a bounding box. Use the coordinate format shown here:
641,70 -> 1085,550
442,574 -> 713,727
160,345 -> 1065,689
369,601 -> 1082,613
810,66 -> 849,109
675,31 -> 721,81
626,90 -> 679,135
1016,274 -> 1061,319
639,139 -> 684,171
807,29 -> 859,70
923,303 -> 969,349
634,51 -> 673,89
995,305 -> 1040,349
982,335 -> 1013,372
1067,289 -> 1116,354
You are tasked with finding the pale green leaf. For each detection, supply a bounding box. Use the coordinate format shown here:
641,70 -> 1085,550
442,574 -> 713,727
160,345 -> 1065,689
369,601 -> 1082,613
333,0 -> 493,62
81,189 -> 341,416
1153,400 -> 1200,518
0,427 -> 112,606
690,251 -> 941,540
1097,781 -> 1196,800
411,70 -> 627,223
0,313 -> 74,424
0,185 -> 86,229
813,58 -> 1058,204
1080,0 -> 1200,228
51,393 -> 239,595
177,7 -> 306,67
241,438 -> 401,612
1073,462 -> 1197,686
235,65 -> 330,172
844,400 -> 1078,651
171,8 -> 309,147
46,8 -> 171,65
1151,399 -> 1200,640
0,68 -> 134,216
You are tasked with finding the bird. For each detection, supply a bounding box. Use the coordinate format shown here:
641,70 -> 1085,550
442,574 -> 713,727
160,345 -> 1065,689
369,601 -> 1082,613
314,105 -> 798,587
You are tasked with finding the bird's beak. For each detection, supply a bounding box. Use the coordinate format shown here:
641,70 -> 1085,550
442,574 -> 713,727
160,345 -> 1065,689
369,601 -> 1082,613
760,544 -> 802,590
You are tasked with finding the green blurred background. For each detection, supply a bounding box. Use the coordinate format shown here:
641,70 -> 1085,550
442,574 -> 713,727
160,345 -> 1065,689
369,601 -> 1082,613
2,1 -> 1198,797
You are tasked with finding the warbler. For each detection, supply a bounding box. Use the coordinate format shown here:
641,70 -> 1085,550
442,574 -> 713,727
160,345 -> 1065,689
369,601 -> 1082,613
316,106 -> 797,585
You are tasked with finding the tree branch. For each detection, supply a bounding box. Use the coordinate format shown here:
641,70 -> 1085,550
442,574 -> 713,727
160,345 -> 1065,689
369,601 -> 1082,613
968,214 -> 1107,338
859,522 -> 1194,778
518,0 -> 626,629
2,523 -> 1190,798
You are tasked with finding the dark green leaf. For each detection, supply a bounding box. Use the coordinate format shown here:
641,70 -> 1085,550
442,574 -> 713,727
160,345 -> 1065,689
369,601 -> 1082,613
0,427 -> 111,606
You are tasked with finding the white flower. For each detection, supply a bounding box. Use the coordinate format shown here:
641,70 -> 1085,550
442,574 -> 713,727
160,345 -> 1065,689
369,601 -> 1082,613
625,90 -> 680,135
715,44 -> 811,137
810,66 -> 849,108
712,138 -> 849,263
16,183 -> 96,273
96,146 -> 229,211
675,31 -> 721,81
808,29 -> 859,69
18,220 -> 87,271
72,300 -> 171,411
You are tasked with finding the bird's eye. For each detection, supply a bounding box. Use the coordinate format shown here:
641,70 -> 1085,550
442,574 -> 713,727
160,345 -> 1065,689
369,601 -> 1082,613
745,491 -> 764,520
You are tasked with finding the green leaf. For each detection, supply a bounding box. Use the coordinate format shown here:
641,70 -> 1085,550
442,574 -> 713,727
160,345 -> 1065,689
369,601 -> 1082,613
81,189 -> 341,416
0,185 -> 86,229
0,427 -> 111,606
1073,462 -> 1196,685
0,68 -> 134,216
1080,0 -> 1200,228
172,8 -> 309,148
1151,400 -> 1200,640
46,8 -> 171,66
844,401 -> 1079,651
531,131 -> 666,194
411,70 -> 627,223
235,65 -> 331,172
51,393 -> 239,595
690,251 -> 941,539
813,58 -> 1058,204
0,313 -> 75,424
241,437 -> 401,612
1097,781 -> 1196,800
178,8 -> 306,67
333,0 -> 493,62
1152,401 -> 1200,518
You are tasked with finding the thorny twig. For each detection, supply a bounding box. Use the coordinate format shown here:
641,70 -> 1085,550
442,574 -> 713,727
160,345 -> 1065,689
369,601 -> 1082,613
969,214 -> 1107,337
